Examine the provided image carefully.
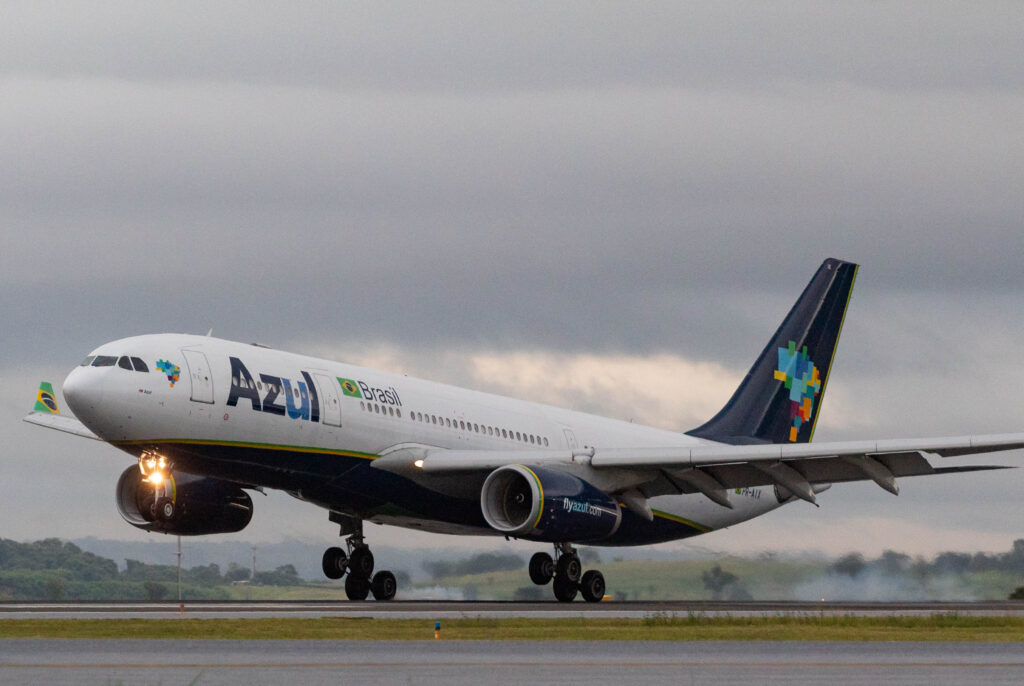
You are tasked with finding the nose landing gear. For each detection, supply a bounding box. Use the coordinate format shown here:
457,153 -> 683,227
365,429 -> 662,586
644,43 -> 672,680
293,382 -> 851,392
529,543 -> 605,602
138,452 -> 175,522
321,516 -> 397,601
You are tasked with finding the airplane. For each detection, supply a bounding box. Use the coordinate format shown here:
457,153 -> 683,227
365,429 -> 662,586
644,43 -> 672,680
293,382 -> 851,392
24,258 -> 1024,602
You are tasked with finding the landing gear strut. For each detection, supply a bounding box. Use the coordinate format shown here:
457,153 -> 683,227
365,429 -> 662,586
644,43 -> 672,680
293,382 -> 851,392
529,543 -> 605,603
321,516 -> 397,601
139,452 -> 175,523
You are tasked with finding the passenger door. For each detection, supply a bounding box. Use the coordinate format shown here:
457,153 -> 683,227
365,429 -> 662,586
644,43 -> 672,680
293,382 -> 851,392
181,350 -> 214,404
312,374 -> 342,427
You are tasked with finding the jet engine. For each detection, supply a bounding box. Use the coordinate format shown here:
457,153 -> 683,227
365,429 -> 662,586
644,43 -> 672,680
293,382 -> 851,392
480,464 -> 621,541
116,465 -> 253,535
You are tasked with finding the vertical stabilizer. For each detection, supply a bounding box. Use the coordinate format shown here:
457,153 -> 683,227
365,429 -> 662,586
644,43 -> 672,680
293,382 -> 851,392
687,258 -> 858,445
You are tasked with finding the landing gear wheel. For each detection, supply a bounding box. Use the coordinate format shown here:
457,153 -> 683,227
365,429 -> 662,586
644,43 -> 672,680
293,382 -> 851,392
579,570 -> 605,603
370,571 -> 397,601
556,553 -> 582,583
529,552 -> 555,585
322,546 -> 347,580
349,547 -> 375,578
345,572 -> 371,600
553,574 -> 578,602
155,497 -> 175,521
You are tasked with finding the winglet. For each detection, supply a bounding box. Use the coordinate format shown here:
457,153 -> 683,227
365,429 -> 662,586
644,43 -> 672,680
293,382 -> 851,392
24,381 -> 101,440
33,381 -> 60,414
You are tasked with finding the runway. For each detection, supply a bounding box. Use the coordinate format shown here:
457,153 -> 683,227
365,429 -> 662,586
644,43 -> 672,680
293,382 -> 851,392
3,600 -> 1024,619
2,639 -> 1022,685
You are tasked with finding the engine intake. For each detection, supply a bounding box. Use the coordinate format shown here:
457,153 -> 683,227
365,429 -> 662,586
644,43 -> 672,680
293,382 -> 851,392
480,464 -> 621,542
116,466 -> 253,535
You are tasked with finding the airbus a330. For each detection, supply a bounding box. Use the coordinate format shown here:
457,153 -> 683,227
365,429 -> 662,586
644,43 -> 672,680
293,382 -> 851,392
25,259 -> 1024,601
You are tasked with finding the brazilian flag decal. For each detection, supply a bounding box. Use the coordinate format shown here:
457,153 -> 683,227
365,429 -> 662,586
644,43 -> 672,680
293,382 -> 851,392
34,382 -> 59,414
338,378 -> 362,398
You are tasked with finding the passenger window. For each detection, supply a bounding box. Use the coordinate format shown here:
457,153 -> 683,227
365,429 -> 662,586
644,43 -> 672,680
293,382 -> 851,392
543,437 -> 549,446
473,424 -> 479,432
432,416 -> 437,424
92,356 -> 117,366
80,356 -> 96,367
530,435 -> 535,444
130,357 -> 149,372
501,429 -> 507,438
516,432 -> 521,441
117,356 -> 133,370
396,409 -> 401,418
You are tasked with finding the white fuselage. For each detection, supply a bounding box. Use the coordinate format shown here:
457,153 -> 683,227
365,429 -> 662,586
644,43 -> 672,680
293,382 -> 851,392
63,334 -> 791,543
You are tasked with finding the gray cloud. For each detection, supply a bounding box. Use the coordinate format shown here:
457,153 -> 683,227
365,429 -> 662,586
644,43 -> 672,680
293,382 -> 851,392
3,3 -> 1024,93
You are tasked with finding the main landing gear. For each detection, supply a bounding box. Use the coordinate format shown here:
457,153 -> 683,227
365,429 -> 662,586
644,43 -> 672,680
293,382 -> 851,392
321,518 -> 397,601
138,452 -> 176,522
529,543 -> 605,602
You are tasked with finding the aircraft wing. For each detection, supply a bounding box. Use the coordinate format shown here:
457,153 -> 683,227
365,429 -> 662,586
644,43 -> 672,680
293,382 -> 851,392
22,381 -> 101,440
23,411 -> 101,440
380,433 -> 1024,508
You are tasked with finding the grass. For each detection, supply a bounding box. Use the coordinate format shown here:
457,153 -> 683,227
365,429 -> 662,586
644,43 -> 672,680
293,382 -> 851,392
1,615 -> 1023,641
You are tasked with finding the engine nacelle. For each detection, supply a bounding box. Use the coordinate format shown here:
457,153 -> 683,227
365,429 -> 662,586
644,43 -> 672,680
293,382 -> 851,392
116,466 -> 253,535
480,464 -> 621,542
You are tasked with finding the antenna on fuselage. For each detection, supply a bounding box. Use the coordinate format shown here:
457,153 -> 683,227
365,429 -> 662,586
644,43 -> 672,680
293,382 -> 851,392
206,328 -> 213,337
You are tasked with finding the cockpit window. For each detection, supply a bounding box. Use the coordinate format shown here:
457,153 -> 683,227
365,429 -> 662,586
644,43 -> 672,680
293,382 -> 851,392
80,356 -> 96,367
91,356 -> 117,367
117,356 -> 133,370
130,357 -> 149,372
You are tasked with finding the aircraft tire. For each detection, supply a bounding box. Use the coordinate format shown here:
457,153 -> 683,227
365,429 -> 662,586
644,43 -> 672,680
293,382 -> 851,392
552,574 -> 578,602
579,570 -> 605,602
345,572 -> 371,600
156,498 -> 175,521
322,547 -> 347,580
556,553 -> 582,583
370,570 -> 397,601
529,552 -> 555,585
349,547 -> 375,578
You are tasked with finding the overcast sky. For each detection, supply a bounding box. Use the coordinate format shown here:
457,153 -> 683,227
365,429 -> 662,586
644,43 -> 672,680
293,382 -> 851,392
2,2 -> 1023,559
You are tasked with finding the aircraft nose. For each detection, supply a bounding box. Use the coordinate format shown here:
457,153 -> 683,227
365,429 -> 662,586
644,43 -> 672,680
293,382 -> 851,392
62,366 -> 102,420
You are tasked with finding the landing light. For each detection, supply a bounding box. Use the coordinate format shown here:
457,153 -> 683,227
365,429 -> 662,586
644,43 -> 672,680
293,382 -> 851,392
414,459 -> 424,469
147,472 -> 164,486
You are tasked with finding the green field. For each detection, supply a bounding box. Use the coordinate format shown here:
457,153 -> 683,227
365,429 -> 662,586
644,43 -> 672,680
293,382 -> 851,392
2,615 -> 1024,641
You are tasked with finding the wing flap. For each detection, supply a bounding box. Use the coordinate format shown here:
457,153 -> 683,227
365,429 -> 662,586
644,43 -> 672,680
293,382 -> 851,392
588,434 -> 1024,469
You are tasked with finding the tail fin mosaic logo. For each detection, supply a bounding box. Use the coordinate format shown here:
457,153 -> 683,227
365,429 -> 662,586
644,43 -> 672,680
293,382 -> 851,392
156,360 -> 181,388
774,340 -> 821,442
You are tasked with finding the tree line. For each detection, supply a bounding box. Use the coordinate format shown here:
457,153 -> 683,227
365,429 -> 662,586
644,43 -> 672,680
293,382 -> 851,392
0,538 -> 301,601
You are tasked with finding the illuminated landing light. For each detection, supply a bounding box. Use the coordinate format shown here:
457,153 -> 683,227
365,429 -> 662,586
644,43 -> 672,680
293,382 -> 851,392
139,451 -> 170,481
414,459 -> 424,469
